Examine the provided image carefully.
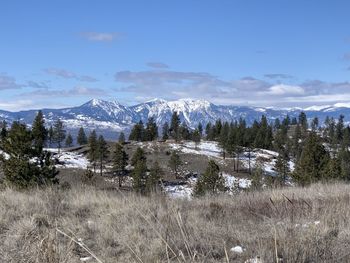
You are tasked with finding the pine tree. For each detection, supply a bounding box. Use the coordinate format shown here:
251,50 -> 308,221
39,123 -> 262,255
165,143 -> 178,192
53,119 -> 66,153
0,120 -> 7,141
97,135 -> 109,176
191,129 -> 201,148
0,121 -> 58,188
274,150 -> 290,184
65,133 -> 73,147
311,117 -> 319,131
292,132 -> 329,186
322,157 -> 342,180
77,127 -> 87,145
118,132 -> 126,144
298,112 -> 308,133
205,123 -> 213,140
292,123 -> 302,160
144,117 -> 158,141
168,151 -> 182,178
218,122 -> 229,158
179,122 -> 190,140
162,122 -> 169,140
197,122 -> 203,136
193,160 -> 225,196
112,143 -> 128,187
88,130 -> 98,173
129,121 -> 144,141
170,111 -> 181,141
48,125 -> 54,147
336,114 -> 345,145
132,159 -> 147,193
146,161 -> 163,193
32,110 -> 48,154
131,147 -> 146,166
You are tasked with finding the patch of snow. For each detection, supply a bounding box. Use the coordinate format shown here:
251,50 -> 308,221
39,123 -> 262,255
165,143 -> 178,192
46,148 -> 89,169
169,141 -> 222,158
223,173 -> 252,191
164,184 -> 194,199
80,256 -> 92,262
230,246 -> 244,254
245,257 -> 263,263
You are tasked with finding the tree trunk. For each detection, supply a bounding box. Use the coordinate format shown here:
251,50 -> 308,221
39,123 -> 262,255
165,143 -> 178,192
248,149 -> 251,175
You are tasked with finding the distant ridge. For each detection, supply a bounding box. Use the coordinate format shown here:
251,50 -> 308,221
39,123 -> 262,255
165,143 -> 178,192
1,98 -> 350,137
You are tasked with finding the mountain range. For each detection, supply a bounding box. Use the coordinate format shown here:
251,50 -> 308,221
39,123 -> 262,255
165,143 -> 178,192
1,98 -> 349,139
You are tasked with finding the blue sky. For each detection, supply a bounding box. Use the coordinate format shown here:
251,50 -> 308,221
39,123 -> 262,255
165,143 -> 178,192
1,0 -> 350,110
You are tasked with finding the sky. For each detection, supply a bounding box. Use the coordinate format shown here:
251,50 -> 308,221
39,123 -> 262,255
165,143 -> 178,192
1,0 -> 350,111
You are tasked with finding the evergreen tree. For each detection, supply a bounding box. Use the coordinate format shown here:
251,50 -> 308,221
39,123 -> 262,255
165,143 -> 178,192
77,127 -> 87,145
205,123 -> 214,140
97,135 -> 109,176
322,157 -> 342,180
191,129 -> 201,147
170,111 -> 181,141
274,118 -> 281,131
197,122 -> 203,136
162,122 -> 169,140
53,119 -> 66,153
0,120 -> 7,141
132,159 -> 147,193
274,150 -> 290,184
291,117 -> 298,125
88,130 -> 98,173
118,132 -> 126,144
48,125 -> 54,147
311,117 -> 319,131
336,114 -> 345,145
131,147 -> 146,166
65,133 -> 73,147
0,121 -> 58,188
292,132 -> 329,185
32,110 -> 48,153
129,120 -> 144,141
144,117 -> 158,141
193,160 -> 225,196
168,151 -> 182,178
218,122 -> 229,158
298,112 -> 308,133
112,143 -> 128,187
146,161 -> 163,193
292,123 -> 302,160
179,122 -> 191,140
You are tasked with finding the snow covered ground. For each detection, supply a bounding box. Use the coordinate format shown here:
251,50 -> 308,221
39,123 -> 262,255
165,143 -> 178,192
169,141 -> 222,158
169,141 -> 295,175
164,173 -> 252,199
45,148 -> 89,169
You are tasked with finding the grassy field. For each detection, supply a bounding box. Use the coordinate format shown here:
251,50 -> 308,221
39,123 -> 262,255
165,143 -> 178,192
1,183 -> 350,262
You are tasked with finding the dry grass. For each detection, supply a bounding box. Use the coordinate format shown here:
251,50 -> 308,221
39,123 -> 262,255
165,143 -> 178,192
1,183 -> 350,262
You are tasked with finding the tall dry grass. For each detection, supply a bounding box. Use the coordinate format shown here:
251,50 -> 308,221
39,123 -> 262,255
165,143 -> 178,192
1,183 -> 350,262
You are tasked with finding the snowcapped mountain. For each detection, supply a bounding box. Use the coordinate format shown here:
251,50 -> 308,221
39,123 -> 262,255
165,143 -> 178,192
1,98 -> 350,139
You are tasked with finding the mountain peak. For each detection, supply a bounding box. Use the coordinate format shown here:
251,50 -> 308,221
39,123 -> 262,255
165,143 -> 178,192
145,98 -> 167,104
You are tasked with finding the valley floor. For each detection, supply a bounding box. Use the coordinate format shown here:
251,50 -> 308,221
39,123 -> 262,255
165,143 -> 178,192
1,183 -> 350,262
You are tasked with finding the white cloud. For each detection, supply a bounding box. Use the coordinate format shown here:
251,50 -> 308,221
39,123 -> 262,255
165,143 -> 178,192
266,84 -> 305,95
146,62 -> 169,69
0,74 -> 23,90
44,68 -> 98,82
80,32 -> 120,42
19,86 -> 107,98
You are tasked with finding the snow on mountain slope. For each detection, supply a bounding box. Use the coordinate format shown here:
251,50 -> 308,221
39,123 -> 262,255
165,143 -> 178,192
2,98 -> 350,138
